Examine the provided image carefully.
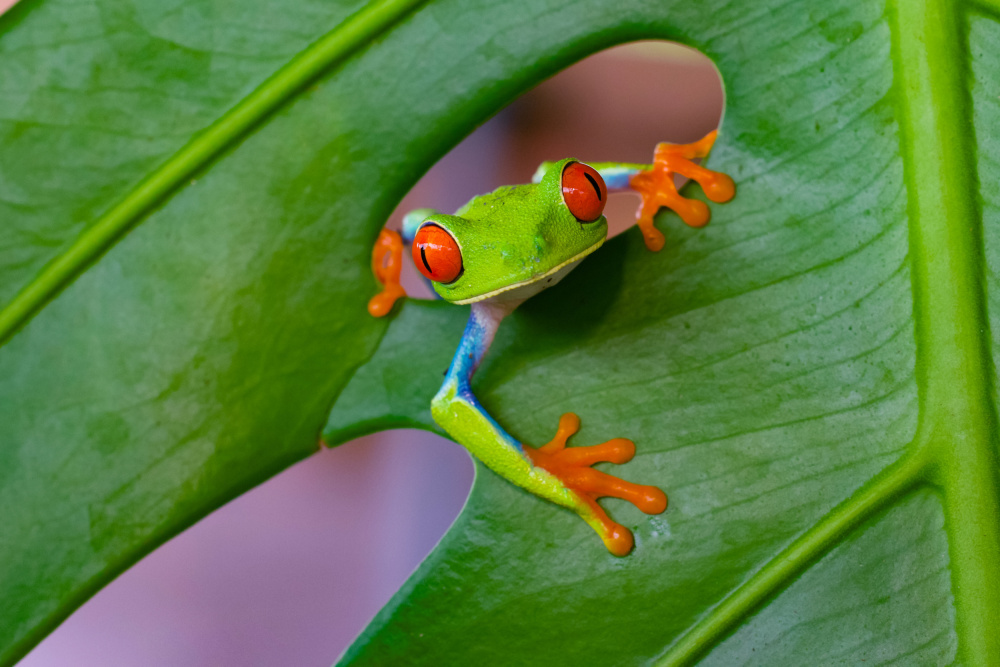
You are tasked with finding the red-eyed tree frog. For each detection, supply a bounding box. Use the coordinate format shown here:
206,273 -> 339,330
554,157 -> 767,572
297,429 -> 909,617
367,131 -> 734,556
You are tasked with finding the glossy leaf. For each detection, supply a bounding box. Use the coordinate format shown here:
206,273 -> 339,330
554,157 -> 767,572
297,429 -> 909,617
2,0 -> 999,665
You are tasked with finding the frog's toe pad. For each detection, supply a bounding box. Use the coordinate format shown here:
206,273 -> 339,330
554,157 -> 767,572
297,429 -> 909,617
702,172 -> 736,203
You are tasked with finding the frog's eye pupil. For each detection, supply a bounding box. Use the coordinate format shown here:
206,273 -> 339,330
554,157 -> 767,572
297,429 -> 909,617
561,161 -> 607,222
419,246 -> 433,274
412,224 -> 463,284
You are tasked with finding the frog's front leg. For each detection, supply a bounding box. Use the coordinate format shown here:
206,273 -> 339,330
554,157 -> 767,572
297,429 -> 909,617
586,130 -> 736,252
431,301 -> 667,556
368,208 -> 439,317
368,228 -> 406,317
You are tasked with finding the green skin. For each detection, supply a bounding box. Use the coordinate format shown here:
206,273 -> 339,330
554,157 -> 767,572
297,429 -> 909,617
407,157 -> 653,551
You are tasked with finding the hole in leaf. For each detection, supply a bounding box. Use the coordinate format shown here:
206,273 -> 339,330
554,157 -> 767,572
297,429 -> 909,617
394,40 -> 723,298
24,40 -> 724,666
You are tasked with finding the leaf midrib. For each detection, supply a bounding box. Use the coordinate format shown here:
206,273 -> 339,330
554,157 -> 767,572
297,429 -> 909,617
0,0 -> 428,348
896,0 -> 1000,662
657,0 -> 1000,664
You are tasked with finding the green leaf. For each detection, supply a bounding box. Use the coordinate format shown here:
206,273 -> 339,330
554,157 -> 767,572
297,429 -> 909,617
329,0 -> 1000,664
3,0 -> 999,665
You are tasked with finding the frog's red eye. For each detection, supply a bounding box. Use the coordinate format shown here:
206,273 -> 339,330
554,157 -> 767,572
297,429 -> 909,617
561,161 -> 607,222
413,224 -> 463,284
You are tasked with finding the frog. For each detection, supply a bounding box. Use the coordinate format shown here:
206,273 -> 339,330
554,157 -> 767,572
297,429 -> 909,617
367,131 -> 734,556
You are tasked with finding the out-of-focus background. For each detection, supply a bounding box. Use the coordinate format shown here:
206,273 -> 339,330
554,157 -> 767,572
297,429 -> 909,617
9,24 -> 721,667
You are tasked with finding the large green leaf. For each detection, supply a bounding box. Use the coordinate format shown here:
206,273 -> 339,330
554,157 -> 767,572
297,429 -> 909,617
2,0 -> 999,665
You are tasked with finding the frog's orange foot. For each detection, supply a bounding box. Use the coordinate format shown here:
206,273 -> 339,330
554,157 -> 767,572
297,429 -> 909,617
525,413 -> 667,556
629,129 -> 736,252
368,228 -> 407,317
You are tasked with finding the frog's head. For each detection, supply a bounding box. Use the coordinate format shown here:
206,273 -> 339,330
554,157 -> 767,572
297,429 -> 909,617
412,158 -> 608,305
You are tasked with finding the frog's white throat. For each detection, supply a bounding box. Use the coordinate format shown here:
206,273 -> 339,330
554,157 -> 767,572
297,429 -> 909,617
454,239 -> 604,307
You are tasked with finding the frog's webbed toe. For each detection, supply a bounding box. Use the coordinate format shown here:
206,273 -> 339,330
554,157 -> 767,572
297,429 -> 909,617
525,413 -> 667,556
629,129 -> 736,251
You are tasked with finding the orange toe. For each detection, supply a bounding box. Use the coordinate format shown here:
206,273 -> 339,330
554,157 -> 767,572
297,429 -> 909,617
559,437 -> 635,466
600,519 -> 635,557
703,172 -> 736,203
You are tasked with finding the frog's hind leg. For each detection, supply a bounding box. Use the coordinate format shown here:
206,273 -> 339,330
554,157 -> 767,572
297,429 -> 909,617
525,413 -> 667,556
629,130 -> 736,251
430,304 -> 667,556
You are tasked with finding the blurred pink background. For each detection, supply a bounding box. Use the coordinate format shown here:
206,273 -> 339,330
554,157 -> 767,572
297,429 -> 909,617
8,23 -> 721,666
